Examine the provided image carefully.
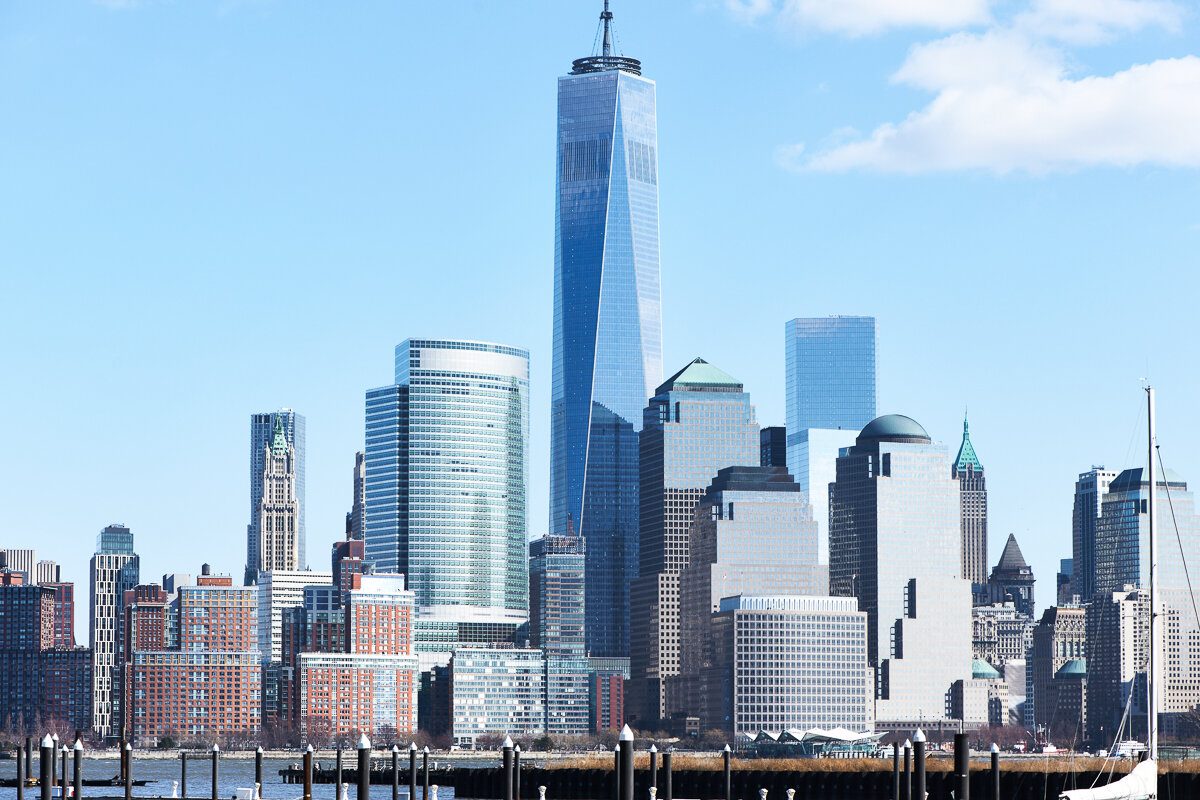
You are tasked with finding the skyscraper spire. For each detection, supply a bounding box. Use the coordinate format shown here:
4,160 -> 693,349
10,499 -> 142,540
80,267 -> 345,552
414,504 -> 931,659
601,1 -> 613,57
954,411 -> 982,472
271,414 -> 288,455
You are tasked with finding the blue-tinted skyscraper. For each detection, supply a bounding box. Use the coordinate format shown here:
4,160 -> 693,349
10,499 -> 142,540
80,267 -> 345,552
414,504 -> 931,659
785,316 -> 876,434
365,339 -> 530,668
246,409 -> 305,585
551,5 -> 662,658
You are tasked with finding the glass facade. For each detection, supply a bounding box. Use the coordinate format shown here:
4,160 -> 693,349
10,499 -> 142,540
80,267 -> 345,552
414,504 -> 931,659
551,58 -> 662,658
364,339 -> 529,663
784,317 -> 876,466
247,410 -> 306,584
1071,467 -> 1117,600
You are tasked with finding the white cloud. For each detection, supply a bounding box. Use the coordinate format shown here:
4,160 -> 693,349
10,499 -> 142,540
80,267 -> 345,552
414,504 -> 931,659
724,0 -> 993,36
892,30 -> 1065,90
801,53 -> 1200,173
1017,0 -> 1183,44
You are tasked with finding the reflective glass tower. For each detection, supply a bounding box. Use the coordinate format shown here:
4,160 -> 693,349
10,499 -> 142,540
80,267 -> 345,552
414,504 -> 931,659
785,316 -> 876,435
551,3 -> 662,658
364,339 -> 530,667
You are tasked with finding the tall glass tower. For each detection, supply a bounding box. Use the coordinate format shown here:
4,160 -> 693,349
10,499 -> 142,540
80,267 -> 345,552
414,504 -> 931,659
785,316 -> 876,434
551,2 -> 662,658
365,339 -> 530,667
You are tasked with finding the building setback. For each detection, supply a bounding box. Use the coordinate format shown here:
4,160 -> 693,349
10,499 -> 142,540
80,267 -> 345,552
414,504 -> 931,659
1071,467 -> 1118,601
630,358 -> 760,726
549,3 -> 662,660
365,339 -> 529,668
90,524 -> 140,738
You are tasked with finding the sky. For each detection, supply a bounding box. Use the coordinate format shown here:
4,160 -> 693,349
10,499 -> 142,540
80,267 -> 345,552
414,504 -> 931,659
1,0 -> 1198,626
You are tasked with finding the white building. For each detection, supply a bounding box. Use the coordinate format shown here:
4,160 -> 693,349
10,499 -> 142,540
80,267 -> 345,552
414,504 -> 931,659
89,524 -> 140,737
450,648 -> 545,748
711,595 -> 873,736
256,569 -> 332,662
0,549 -> 36,582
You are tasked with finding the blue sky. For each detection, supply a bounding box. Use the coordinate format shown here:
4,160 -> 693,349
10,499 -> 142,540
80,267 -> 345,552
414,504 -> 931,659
1,1 -> 1197,618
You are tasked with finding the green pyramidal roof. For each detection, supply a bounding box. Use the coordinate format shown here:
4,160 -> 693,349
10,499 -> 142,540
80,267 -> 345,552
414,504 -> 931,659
271,415 -> 289,455
954,414 -> 982,472
657,358 -> 742,395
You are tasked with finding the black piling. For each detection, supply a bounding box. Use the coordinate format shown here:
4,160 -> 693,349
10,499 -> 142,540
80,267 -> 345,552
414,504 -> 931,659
303,746 -> 314,800
40,735 -> 53,800
337,748 -> 344,795
990,745 -> 1001,800
502,739 -> 514,800
73,741 -> 83,800
357,736 -> 372,800
256,747 -> 264,798
649,745 -> 658,791
913,733 -> 927,800
619,730 -> 633,800
60,747 -> 68,798
663,749 -> 673,800
515,746 -> 522,800
181,753 -> 188,800
422,748 -> 429,800
892,744 -> 900,800
409,744 -> 418,800
722,745 -> 731,800
391,746 -> 399,800
612,746 -> 619,800
210,745 -> 219,800
954,733 -> 969,800
902,741 -> 911,800
123,744 -> 132,800
27,737 -> 35,785
16,744 -> 25,800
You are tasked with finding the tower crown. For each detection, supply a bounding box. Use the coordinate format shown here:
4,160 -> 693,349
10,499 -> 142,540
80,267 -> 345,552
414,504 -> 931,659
571,1 -> 642,75
954,414 -> 982,472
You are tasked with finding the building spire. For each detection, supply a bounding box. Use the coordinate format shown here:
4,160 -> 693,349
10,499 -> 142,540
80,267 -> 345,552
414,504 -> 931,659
953,411 -> 982,472
601,1 -> 613,56
271,414 -> 288,455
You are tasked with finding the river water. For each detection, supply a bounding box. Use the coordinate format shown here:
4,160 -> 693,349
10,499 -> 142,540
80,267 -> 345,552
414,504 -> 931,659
0,758 -> 459,800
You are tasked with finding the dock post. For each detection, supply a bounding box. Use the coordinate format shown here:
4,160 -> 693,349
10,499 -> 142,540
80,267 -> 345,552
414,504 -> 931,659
181,753 -> 188,800
892,743 -> 900,800
51,736 -> 59,795
612,745 -> 619,800
391,745 -> 400,800
73,741 -> 83,800
913,730 -> 926,800
60,747 -> 68,798
17,743 -> 25,800
722,745 -> 731,800
27,737 -> 35,785
662,748 -> 672,800
408,744 -> 417,800
357,734 -> 372,800
515,745 -> 522,800
990,744 -> 1000,800
954,733 -> 969,800
619,728 -> 634,800
123,743 -> 132,800
40,734 -> 54,800
211,745 -> 220,800
649,745 -> 658,791
421,747 -> 429,800
303,745 -> 314,800
255,747 -> 263,798
502,737 -> 514,800
902,740 -> 911,800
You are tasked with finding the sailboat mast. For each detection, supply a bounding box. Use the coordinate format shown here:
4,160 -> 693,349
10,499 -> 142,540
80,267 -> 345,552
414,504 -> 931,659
1147,386 -> 1160,760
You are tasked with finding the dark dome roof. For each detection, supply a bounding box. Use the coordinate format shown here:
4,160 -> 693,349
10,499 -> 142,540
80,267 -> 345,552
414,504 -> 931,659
857,414 -> 931,445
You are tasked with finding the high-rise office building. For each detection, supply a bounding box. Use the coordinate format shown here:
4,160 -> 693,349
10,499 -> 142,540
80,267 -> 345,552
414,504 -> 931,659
246,410 -> 306,585
550,5 -> 662,659
36,560 -> 60,585
986,534 -> 1036,616
1057,559 -> 1075,606
829,416 -> 963,665
249,417 -> 302,577
43,580 -> 76,649
365,339 -> 530,666
346,451 -> 366,540
759,426 -> 787,468
629,359 -> 760,725
90,524 -> 140,738
529,532 -> 590,735
1071,467 -> 1118,600
1085,587 -> 1155,744
675,465 -> 828,721
784,316 -> 876,435
786,427 -> 857,566
953,416 -> 988,587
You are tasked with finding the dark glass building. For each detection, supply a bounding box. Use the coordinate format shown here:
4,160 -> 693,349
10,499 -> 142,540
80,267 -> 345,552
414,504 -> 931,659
550,5 -> 662,658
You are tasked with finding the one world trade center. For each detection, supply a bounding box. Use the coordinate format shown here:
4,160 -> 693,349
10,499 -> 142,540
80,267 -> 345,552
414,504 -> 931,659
550,2 -> 662,658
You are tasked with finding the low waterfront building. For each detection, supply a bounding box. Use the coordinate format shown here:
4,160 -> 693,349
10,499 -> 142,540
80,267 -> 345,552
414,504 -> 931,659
450,647 -> 545,748
708,595 -> 872,736
950,660 -> 1010,729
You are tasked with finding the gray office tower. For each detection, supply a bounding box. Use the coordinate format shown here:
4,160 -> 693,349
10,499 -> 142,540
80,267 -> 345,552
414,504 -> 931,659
1071,466 -> 1118,600
529,533 -> 589,734
365,339 -> 530,667
90,524 -> 140,737
246,409 -> 305,585
550,4 -> 662,659
629,359 -> 760,726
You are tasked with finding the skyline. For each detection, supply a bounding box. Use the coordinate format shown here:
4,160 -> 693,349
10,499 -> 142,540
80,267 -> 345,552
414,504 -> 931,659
2,1 -> 1199,623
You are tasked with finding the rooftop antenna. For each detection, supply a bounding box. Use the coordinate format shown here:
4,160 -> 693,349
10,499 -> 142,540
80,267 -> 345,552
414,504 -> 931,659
601,1 -> 614,56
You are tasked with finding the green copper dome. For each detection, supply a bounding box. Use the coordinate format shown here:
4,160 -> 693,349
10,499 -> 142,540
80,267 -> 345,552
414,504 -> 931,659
857,414 -> 931,445
972,659 -> 1001,680
1057,659 -> 1087,678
